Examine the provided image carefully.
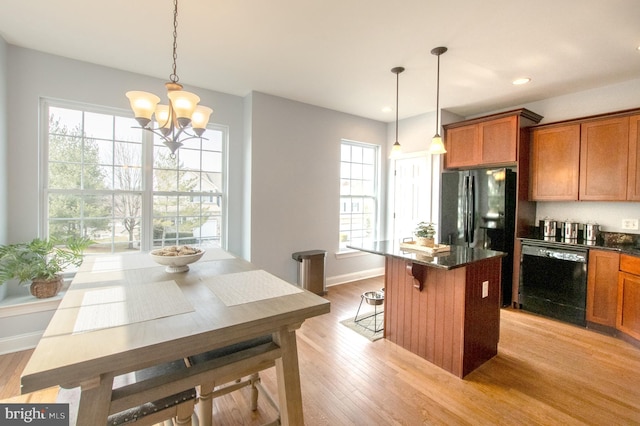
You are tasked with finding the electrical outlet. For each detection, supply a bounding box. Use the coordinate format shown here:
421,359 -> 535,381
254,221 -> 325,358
622,219 -> 639,230
482,281 -> 489,298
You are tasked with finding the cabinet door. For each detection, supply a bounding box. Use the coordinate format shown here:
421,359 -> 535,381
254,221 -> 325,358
530,125 -> 580,200
479,115 -> 518,164
628,115 -> 640,200
617,271 -> 640,340
580,117 -> 629,200
586,250 -> 619,327
444,124 -> 478,169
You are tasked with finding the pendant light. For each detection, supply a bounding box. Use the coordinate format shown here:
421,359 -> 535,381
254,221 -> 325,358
430,46 -> 447,155
390,66 -> 405,158
126,0 -> 212,157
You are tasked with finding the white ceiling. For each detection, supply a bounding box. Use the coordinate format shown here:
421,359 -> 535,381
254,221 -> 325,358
1,0 -> 639,122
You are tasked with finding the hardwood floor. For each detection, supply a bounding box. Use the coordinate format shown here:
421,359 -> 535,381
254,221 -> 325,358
2,276 -> 640,425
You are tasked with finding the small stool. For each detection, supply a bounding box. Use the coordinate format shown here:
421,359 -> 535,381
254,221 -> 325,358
354,291 -> 384,333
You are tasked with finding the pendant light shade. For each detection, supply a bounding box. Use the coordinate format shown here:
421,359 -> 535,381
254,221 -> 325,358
430,46 -> 447,155
390,66 -> 405,158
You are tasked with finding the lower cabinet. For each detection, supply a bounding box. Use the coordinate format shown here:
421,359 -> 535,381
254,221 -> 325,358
617,254 -> 640,340
586,250 -> 620,327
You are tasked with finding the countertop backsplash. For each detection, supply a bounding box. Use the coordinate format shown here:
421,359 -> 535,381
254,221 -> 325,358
535,201 -> 640,234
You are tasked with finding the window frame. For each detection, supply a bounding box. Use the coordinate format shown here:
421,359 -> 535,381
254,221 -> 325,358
338,139 -> 381,252
39,98 -> 229,252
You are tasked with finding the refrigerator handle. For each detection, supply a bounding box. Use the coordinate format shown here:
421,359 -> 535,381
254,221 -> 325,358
469,175 -> 476,244
462,175 -> 469,243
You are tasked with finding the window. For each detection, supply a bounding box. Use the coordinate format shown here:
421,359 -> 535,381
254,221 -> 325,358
339,140 -> 379,250
42,100 -> 227,253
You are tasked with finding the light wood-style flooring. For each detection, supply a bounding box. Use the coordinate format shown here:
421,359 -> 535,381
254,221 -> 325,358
2,276 -> 640,425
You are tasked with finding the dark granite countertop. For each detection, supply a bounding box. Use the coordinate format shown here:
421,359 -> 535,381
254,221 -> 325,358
519,233 -> 640,257
347,240 -> 506,270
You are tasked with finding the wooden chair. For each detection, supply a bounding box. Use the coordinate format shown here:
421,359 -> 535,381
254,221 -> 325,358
186,335 -> 281,426
57,358 -> 197,425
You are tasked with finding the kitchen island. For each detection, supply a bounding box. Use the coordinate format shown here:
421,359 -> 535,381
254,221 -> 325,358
349,241 -> 506,378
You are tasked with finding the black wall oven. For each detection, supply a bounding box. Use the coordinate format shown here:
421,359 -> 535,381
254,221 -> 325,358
519,241 -> 588,326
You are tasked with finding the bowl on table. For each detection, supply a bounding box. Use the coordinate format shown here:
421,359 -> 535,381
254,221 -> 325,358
149,246 -> 205,273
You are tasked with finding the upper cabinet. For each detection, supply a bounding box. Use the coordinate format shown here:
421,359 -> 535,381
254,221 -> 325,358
530,109 -> 640,201
445,124 -> 478,168
443,109 -> 543,170
580,117 -> 629,201
530,124 -> 580,200
628,115 -> 640,201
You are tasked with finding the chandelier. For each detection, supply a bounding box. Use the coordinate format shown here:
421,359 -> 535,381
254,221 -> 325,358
126,0 -> 212,157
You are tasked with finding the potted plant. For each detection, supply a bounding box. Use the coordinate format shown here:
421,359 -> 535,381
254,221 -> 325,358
415,222 -> 437,247
0,236 -> 92,298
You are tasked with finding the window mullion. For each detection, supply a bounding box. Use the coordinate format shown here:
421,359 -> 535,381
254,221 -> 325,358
141,132 -> 154,251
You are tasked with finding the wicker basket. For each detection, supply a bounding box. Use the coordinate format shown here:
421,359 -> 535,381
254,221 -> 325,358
415,237 -> 435,247
30,275 -> 63,299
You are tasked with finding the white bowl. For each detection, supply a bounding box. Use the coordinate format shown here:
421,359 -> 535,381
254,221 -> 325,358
149,249 -> 205,273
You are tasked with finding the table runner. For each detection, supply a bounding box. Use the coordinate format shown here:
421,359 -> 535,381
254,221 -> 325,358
72,280 -> 194,334
204,270 -> 303,306
89,248 -> 235,273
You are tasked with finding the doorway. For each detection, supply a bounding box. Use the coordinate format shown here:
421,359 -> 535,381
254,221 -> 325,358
392,153 -> 437,242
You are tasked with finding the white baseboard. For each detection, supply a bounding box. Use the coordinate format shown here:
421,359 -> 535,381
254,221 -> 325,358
0,331 -> 42,355
326,268 -> 384,287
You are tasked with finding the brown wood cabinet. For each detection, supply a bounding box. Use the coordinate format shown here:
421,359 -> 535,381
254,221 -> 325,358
586,250 -> 620,327
617,254 -> 640,340
530,108 -> 640,201
478,115 -> 518,165
445,124 -> 478,168
580,117 -> 629,200
628,115 -> 640,200
444,109 -> 542,170
529,124 -> 580,200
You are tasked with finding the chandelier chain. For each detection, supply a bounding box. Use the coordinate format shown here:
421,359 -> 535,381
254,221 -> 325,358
170,0 -> 179,83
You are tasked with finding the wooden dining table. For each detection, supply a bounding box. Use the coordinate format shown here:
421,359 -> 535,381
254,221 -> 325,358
20,248 -> 330,425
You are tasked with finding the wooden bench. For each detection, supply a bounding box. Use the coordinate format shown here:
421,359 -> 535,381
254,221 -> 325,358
186,335 -> 281,426
57,335 -> 282,426
57,359 -> 197,425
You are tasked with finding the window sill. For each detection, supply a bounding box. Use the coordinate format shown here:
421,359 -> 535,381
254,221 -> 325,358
335,249 -> 369,259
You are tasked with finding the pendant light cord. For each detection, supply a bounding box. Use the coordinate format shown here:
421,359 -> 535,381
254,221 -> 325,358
430,47 -> 447,137
395,70 -> 400,142
391,67 -> 405,144
435,53 -> 440,131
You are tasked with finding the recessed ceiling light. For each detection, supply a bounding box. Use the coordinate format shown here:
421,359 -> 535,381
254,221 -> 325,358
382,106 -> 393,113
512,77 -> 531,85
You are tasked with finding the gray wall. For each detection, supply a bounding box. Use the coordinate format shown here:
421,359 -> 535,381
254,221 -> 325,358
249,92 -> 387,284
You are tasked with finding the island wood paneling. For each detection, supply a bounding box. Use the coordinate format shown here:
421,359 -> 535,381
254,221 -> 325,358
384,256 -> 501,378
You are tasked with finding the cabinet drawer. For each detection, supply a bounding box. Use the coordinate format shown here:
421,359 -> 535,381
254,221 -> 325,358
620,254 -> 640,275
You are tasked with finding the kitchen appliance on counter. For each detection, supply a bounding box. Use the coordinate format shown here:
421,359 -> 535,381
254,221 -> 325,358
519,240 -> 588,326
539,218 -> 557,238
440,167 -> 516,307
584,223 -> 600,242
561,220 -> 580,240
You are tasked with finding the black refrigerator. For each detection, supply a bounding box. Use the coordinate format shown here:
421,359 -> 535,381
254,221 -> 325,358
440,167 -> 517,307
